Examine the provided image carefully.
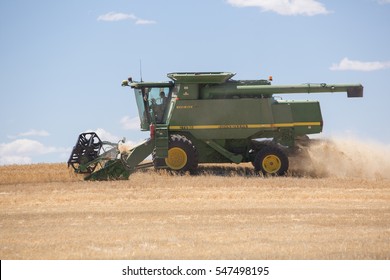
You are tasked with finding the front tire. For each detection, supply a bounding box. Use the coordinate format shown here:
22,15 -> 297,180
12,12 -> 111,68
253,145 -> 289,176
164,134 -> 198,172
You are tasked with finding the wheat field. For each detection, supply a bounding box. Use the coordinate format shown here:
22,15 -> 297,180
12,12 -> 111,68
1,157 -> 389,259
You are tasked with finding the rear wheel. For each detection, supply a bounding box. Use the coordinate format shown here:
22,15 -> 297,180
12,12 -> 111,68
253,145 -> 289,176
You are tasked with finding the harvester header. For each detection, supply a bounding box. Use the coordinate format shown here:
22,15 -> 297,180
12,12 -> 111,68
69,71 -> 363,180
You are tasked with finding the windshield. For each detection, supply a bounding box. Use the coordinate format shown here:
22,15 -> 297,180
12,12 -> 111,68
134,87 -> 172,130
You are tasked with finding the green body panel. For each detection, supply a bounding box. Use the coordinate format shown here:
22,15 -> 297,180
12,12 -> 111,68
204,139 -> 244,163
154,124 -> 169,158
121,138 -> 155,169
168,98 -> 322,141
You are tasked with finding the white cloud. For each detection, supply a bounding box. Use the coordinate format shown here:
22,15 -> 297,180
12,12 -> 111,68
1,139 -> 50,155
227,0 -> 330,16
8,129 -> 50,139
84,128 -> 138,150
330,57 -> 390,71
97,12 -> 156,24
120,116 -> 140,130
378,0 -> 390,4
135,19 -> 157,25
97,12 -> 136,21
0,139 -> 68,165
88,128 -> 124,143
0,156 -> 32,165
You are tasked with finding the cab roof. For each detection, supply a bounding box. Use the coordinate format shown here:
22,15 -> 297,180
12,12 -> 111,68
130,81 -> 173,89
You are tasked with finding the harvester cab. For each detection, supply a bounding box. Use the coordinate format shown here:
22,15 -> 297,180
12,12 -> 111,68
123,78 -> 174,130
68,72 -> 363,180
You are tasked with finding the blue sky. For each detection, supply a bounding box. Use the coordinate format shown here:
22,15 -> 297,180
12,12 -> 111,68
0,0 -> 389,165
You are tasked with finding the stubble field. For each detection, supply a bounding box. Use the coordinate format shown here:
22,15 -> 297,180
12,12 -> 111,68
1,138 -> 390,259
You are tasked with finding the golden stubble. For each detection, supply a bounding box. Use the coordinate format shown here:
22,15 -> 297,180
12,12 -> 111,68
1,163 -> 389,259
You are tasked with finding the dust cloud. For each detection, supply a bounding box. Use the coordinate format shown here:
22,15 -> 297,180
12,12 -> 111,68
290,137 -> 390,179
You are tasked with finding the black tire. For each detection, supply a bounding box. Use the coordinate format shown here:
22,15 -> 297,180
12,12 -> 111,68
253,145 -> 289,176
155,134 -> 198,172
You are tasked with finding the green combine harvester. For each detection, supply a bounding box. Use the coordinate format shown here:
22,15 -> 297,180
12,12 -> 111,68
68,72 -> 363,180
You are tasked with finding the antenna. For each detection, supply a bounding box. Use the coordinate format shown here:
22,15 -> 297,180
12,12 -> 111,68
139,59 -> 143,82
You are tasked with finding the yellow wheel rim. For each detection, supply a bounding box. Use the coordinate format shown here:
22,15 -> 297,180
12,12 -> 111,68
165,147 -> 187,170
262,155 -> 282,174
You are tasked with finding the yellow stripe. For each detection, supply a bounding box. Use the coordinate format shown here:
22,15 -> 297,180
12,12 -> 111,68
169,122 -> 321,130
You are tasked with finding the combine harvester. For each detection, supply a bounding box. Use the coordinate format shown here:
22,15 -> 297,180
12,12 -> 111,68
68,72 -> 363,180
